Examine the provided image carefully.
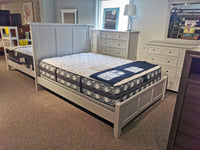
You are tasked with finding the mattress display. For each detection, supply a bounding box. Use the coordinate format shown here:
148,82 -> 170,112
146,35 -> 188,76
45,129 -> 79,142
6,46 -> 34,70
39,53 -> 161,107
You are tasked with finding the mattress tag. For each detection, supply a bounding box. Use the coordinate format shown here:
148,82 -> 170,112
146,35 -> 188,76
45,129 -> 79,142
97,70 -> 124,81
125,67 -> 144,73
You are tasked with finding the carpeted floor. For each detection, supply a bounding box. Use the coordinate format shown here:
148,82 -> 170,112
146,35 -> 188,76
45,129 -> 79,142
0,55 -> 176,150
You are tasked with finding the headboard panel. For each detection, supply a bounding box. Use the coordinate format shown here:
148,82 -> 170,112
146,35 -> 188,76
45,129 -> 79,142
30,23 -> 92,80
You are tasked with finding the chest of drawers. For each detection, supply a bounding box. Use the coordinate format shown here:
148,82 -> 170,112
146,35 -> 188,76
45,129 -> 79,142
145,41 -> 196,92
167,49 -> 200,150
97,30 -> 139,60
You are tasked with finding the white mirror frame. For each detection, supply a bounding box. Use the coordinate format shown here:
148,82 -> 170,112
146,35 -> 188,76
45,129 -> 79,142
164,0 -> 200,44
60,9 -> 78,24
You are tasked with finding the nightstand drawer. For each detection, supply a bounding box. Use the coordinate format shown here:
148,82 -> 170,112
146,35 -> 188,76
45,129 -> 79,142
147,46 -> 162,54
162,47 -> 179,56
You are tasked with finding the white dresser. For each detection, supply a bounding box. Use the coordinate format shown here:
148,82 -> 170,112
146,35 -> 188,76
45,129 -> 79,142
97,30 -> 139,60
145,41 -> 197,92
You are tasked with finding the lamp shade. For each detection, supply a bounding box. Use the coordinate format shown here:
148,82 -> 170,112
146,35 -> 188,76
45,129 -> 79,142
124,4 -> 136,16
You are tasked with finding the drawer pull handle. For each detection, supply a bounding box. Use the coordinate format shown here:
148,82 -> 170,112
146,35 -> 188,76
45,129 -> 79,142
168,61 -> 170,63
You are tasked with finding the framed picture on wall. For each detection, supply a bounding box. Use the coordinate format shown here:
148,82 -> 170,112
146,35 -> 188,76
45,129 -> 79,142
22,2 -> 34,25
103,8 -> 120,30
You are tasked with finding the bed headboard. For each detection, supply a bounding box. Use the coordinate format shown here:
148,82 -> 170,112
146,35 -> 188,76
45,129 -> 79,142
30,23 -> 92,78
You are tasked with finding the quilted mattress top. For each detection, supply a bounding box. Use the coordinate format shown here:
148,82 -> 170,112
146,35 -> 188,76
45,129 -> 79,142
7,45 -> 32,56
41,53 -> 160,86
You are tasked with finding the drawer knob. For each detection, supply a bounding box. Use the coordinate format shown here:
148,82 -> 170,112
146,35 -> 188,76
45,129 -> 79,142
119,36 -> 121,38
152,58 -> 154,60
117,52 -> 120,54
169,51 -> 172,54
153,49 -> 155,51
168,61 -> 170,63
118,44 -> 120,46
166,70 -> 168,72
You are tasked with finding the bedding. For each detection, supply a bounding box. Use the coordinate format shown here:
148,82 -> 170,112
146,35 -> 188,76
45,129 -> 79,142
6,45 -> 33,70
39,53 -> 161,107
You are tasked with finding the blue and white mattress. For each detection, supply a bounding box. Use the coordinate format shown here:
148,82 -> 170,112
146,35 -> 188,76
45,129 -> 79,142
6,45 -> 33,70
39,53 -> 161,107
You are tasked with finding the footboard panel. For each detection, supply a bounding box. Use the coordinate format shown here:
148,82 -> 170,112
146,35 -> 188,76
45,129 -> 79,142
114,76 -> 167,138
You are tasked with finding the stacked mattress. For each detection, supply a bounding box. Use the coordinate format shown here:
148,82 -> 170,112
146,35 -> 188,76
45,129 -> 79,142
6,45 -> 33,70
40,53 -> 161,107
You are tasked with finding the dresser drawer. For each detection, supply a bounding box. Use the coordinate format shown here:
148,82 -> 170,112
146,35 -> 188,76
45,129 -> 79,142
112,41 -> 128,49
183,83 -> 200,113
101,39 -> 128,49
162,47 -> 179,57
101,39 -> 111,47
177,59 -> 184,68
174,131 -> 200,150
179,49 -> 186,58
100,32 -> 113,39
161,66 -> 176,76
113,33 -> 129,40
178,108 -> 200,140
176,68 -> 182,77
100,47 -> 113,55
147,46 -> 162,54
115,49 -> 126,58
147,55 -> 177,67
167,77 -> 179,91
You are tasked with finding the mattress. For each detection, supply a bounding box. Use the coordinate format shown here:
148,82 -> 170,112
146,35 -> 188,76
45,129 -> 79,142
40,53 -> 161,107
6,45 -> 34,70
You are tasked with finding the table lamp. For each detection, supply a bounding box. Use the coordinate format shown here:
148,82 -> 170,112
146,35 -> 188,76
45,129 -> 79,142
124,4 -> 137,31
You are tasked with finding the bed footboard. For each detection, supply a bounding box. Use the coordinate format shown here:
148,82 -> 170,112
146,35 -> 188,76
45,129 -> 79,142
113,76 -> 167,138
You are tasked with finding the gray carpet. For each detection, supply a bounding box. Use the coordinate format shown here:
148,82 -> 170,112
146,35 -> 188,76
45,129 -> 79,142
0,55 -> 176,150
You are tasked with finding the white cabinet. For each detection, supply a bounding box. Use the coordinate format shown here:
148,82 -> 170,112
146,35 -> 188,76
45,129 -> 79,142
97,30 -> 139,60
1,26 -> 19,47
145,41 -> 197,92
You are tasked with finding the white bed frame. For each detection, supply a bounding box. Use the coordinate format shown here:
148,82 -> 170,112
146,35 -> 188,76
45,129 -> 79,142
6,58 -> 35,77
30,23 -> 167,138
4,48 -> 35,78
1,26 -> 35,78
